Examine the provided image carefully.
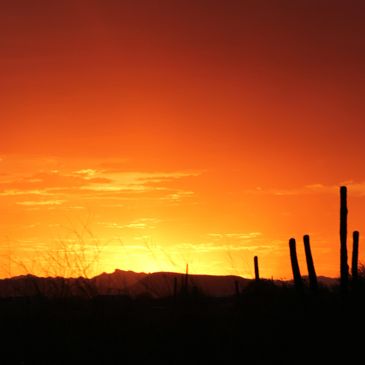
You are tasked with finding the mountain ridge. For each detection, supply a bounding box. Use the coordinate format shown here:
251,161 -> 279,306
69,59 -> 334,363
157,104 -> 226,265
0,269 -> 338,298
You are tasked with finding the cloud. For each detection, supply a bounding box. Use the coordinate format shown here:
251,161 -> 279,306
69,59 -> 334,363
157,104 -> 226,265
16,200 -> 66,206
124,218 -> 160,229
173,241 -> 274,254
75,169 -> 98,177
99,218 -> 161,230
0,171 -> 93,193
246,181 -> 365,196
160,191 -> 195,201
8,170 -> 200,196
0,189 -> 51,197
0,156 -> 203,208
166,231 -> 275,254
80,185 -> 153,193
79,171 -> 201,194
208,232 -> 262,240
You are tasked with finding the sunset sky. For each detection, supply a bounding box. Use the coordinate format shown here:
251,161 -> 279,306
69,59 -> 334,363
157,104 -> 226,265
1,0 -> 365,279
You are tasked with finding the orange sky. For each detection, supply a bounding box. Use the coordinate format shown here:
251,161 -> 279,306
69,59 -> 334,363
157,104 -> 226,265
1,0 -> 365,279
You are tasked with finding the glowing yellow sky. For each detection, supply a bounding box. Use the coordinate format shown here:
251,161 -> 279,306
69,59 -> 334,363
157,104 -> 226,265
1,155 -> 365,280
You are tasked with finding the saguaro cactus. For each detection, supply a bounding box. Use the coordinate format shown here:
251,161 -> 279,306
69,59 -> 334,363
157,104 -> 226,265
289,238 -> 302,290
254,256 -> 260,281
340,186 -> 349,293
352,231 -> 359,284
303,235 -> 318,293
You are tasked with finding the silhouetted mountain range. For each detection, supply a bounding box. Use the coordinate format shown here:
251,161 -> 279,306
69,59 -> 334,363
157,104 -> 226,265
0,270 -> 338,298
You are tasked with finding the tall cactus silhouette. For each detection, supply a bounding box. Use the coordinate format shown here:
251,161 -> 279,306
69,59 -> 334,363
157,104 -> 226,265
351,231 -> 359,284
340,186 -> 349,294
289,238 -> 302,290
303,235 -> 318,293
254,256 -> 260,281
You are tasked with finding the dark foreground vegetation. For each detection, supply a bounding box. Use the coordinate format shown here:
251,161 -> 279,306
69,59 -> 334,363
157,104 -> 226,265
1,279 -> 365,365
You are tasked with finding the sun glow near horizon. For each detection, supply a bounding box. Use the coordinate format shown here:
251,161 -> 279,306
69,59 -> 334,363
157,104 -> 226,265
0,155 -> 363,281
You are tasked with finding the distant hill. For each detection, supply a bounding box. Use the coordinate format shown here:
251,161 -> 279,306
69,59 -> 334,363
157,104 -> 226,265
0,270 -> 339,298
91,269 -> 147,295
126,272 -> 250,298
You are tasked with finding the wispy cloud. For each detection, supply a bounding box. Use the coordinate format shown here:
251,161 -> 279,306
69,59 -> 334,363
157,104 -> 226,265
99,218 -> 161,230
75,169 -> 98,178
0,156 -> 203,208
124,218 -> 160,229
160,191 -> 195,202
246,181 -> 365,196
80,171 -> 201,194
165,231 -> 275,255
173,241 -> 274,254
0,189 -> 51,197
208,232 -> 262,240
16,200 -> 66,206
